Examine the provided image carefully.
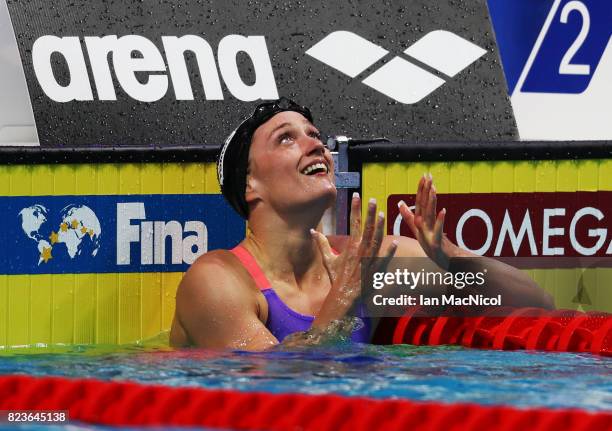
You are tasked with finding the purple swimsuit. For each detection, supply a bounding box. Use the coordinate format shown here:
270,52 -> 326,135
231,245 -> 371,343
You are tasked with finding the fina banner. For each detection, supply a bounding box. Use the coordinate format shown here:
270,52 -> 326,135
4,0 -> 516,147
2,194 -> 244,274
387,192 -> 612,268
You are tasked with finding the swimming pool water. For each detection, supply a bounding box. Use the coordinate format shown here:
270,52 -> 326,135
1,340 -> 610,414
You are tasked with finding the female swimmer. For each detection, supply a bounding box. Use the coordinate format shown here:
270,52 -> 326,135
170,98 -> 553,350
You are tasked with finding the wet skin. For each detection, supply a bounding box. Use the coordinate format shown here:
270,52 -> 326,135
170,113 -> 553,350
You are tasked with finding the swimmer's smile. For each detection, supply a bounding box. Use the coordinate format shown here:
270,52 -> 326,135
300,159 -> 330,177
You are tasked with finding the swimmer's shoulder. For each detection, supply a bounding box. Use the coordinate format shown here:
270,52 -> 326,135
172,248 -> 263,347
181,248 -> 260,295
172,248 -> 273,348
327,234 -> 426,257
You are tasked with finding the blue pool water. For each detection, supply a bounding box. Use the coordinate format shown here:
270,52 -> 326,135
1,340 -> 611,414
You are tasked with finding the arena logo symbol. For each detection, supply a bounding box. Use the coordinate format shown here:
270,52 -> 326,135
306,30 -> 487,104
387,192 -> 612,265
32,34 -> 279,102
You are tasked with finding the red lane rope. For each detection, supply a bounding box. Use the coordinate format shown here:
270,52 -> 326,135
384,307 -> 612,356
1,375 -> 611,430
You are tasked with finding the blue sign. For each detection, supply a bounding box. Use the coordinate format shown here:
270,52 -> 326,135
489,0 -> 611,94
2,194 -> 245,274
521,0 -> 610,94
488,0 -> 612,140
487,0 -> 553,94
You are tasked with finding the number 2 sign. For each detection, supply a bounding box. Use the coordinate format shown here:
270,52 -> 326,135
520,0 -> 609,94
509,0 -> 612,140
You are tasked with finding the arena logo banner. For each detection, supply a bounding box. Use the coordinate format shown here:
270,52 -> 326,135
5,0 -> 516,147
387,192 -> 612,268
489,0 -> 612,140
1,195 -> 244,274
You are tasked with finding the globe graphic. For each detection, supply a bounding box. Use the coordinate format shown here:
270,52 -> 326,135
59,204 -> 102,258
18,204 -> 48,242
18,204 -> 102,265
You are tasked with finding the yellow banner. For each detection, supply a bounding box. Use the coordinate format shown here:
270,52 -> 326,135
0,162 -> 219,348
363,159 -> 612,313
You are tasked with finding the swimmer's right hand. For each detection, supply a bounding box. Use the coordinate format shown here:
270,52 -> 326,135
310,193 -> 398,328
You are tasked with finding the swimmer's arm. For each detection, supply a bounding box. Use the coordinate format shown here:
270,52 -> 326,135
384,235 -> 554,309
441,241 -> 554,309
172,256 -> 343,351
395,175 -> 553,309
172,257 -> 279,351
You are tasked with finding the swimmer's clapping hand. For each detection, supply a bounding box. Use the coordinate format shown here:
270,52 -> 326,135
308,193 -> 398,335
398,173 -> 451,270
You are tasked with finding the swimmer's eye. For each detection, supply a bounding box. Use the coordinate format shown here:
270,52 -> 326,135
278,133 -> 294,145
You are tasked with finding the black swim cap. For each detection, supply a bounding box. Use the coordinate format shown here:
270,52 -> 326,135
217,97 -> 314,219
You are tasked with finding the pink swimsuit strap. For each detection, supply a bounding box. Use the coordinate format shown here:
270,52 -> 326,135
230,244 -> 271,291
230,243 -> 340,290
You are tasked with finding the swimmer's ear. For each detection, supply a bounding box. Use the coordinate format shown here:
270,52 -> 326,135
245,173 -> 261,205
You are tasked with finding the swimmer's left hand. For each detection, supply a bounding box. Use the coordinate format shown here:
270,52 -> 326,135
311,194 -> 396,288
398,173 -> 454,270
310,193 -> 397,330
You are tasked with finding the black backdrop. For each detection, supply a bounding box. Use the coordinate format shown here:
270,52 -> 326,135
7,0 -> 517,148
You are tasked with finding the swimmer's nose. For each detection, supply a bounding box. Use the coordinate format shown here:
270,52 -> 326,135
303,134 -> 326,156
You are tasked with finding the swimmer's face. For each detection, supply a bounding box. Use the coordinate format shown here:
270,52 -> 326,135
246,111 -> 336,216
